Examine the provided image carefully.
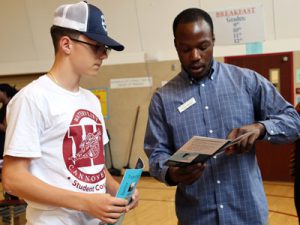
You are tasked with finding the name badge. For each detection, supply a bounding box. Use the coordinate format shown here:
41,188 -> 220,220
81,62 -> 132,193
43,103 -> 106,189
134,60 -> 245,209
178,97 -> 196,113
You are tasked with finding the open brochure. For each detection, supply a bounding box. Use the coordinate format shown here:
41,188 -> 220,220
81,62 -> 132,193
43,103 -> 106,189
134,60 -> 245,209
165,132 -> 254,167
107,158 -> 144,225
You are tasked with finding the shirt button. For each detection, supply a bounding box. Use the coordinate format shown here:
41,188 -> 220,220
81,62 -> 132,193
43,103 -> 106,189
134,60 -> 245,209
267,137 -> 271,141
213,155 -> 217,159
209,130 -> 213,133
201,83 -> 205,87
217,180 -> 221,184
270,130 -> 274,134
205,106 -> 209,110
220,204 -> 224,209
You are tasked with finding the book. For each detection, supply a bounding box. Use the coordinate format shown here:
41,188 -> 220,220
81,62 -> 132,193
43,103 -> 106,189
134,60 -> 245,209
107,158 -> 144,225
164,132 -> 254,167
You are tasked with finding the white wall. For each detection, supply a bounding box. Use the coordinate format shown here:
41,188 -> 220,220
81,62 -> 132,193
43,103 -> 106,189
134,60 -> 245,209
1,0 -> 300,75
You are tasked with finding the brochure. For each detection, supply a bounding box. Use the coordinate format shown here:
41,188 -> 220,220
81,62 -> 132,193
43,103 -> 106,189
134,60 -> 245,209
108,158 -> 144,225
165,132 -> 254,167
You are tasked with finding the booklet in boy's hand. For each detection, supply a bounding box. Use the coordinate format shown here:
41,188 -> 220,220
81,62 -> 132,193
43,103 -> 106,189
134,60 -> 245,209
107,158 -> 144,225
165,132 -> 254,167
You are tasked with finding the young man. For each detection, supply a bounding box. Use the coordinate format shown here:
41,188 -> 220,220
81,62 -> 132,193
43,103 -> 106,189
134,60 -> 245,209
2,2 -> 139,225
144,8 -> 300,225
0,84 -> 18,159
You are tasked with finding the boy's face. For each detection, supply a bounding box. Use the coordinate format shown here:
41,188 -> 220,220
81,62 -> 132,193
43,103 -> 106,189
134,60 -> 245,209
69,35 -> 109,76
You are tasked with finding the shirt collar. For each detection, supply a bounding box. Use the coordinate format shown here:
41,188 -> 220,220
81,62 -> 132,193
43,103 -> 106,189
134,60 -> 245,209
180,60 -> 216,84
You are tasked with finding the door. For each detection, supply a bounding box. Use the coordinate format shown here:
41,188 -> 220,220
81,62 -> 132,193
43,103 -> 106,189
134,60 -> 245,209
225,52 -> 294,182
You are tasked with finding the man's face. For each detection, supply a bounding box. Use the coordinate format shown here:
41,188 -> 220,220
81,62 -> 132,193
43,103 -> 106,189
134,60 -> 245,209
174,19 -> 214,80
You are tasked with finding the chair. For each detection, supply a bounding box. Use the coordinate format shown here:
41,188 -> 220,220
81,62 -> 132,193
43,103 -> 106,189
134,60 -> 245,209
0,199 -> 26,225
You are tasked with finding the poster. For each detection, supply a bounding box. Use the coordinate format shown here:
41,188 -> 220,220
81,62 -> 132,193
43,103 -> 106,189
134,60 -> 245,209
91,88 -> 109,119
246,42 -> 263,55
296,69 -> 300,83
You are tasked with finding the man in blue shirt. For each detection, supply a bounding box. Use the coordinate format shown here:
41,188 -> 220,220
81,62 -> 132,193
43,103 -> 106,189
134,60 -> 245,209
144,8 -> 300,225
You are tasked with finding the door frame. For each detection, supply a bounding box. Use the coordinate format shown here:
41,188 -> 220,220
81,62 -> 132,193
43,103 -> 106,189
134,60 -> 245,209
224,52 -> 295,181
224,52 -> 294,105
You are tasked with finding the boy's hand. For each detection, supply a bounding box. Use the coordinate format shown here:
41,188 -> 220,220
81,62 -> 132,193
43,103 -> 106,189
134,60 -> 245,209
83,193 -> 128,224
125,188 -> 140,212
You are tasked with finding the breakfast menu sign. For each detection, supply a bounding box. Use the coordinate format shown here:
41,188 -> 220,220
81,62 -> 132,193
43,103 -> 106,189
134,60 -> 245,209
209,4 -> 265,45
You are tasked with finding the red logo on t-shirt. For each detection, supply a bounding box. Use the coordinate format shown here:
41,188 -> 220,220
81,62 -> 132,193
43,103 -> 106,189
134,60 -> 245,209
63,109 -> 105,183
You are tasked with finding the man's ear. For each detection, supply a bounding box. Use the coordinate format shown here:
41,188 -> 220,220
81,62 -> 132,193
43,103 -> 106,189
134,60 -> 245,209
174,38 -> 177,49
60,36 -> 72,54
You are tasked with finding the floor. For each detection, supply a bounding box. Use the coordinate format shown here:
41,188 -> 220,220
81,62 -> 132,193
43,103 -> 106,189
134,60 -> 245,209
0,177 -> 298,225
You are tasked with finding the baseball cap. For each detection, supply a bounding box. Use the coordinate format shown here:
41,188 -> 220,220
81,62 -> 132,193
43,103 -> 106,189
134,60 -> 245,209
53,1 -> 124,51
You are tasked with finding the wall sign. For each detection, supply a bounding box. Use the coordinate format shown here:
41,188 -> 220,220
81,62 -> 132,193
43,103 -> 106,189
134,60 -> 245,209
110,77 -> 152,89
210,5 -> 265,45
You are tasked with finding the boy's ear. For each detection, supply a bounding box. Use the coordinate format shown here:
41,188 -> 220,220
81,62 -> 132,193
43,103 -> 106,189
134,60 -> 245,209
60,36 -> 72,54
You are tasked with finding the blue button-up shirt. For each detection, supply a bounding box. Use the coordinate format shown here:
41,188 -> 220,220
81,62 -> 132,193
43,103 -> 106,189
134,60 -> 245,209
144,60 -> 300,225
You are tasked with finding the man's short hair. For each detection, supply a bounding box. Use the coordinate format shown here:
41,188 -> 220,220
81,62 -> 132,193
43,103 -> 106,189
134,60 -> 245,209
50,25 -> 81,53
173,8 -> 214,37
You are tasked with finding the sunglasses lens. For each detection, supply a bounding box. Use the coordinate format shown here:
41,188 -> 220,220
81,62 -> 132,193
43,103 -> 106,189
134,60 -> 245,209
105,47 -> 111,55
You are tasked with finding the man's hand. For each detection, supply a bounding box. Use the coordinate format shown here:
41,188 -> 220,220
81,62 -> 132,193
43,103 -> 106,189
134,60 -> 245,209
167,163 -> 205,185
82,193 -> 128,224
226,123 -> 266,155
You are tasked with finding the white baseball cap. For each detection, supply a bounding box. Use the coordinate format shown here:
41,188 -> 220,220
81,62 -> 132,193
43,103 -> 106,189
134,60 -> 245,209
53,1 -> 124,51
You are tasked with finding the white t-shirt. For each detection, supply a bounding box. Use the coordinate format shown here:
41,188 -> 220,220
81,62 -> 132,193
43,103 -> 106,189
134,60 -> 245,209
4,75 -> 109,225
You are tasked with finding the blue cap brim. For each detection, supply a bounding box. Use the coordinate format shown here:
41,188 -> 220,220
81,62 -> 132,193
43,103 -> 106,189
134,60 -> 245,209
84,33 -> 124,51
